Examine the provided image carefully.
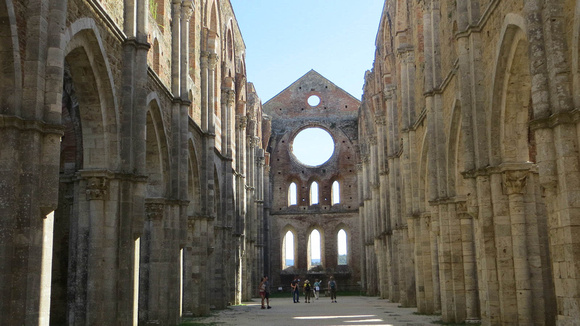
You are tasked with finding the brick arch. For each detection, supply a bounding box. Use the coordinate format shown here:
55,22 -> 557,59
64,19 -> 120,169
489,15 -> 532,165
145,96 -> 170,198
0,0 -> 21,115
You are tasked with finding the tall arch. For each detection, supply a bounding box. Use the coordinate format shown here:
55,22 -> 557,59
309,180 -> 319,205
308,228 -> 322,269
62,19 -> 120,169
52,19 -> 121,324
489,15 -> 531,165
145,97 -> 170,198
282,228 -> 296,269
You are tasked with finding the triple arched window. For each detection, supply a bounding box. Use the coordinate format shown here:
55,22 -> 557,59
282,228 -> 349,268
288,180 -> 341,206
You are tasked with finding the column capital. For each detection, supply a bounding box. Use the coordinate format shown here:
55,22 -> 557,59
145,202 -> 164,221
375,114 -> 387,126
85,177 -> 108,201
208,52 -> 218,69
503,170 -> 528,195
237,115 -> 248,129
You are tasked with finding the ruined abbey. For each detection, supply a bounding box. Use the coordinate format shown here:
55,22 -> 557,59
2,0 -> 580,325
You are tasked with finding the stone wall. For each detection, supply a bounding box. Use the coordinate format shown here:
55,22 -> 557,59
264,70 -> 362,293
0,0 -> 268,325
360,0 -> 580,325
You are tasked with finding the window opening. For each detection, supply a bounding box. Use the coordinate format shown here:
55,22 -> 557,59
332,181 -> 340,205
291,127 -> 334,166
310,181 -> 319,205
308,95 -> 321,107
309,229 -> 321,268
283,231 -> 295,268
288,182 -> 297,206
338,229 -> 347,265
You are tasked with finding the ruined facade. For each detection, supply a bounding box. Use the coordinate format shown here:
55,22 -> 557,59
264,70 -> 362,292
0,0 -> 269,325
359,0 -> 580,325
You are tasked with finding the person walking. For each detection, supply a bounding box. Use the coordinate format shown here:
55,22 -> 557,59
303,280 -> 312,303
313,279 -> 321,300
291,276 -> 300,303
259,276 -> 272,309
328,276 -> 337,303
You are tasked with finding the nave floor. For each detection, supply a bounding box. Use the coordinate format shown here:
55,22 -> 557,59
183,296 -> 443,326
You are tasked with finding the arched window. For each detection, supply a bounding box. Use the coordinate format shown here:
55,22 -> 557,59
331,181 -> 340,205
308,229 -> 321,268
282,231 -> 295,269
288,182 -> 297,206
337,229 -> 347,265
310,181 -> 319,205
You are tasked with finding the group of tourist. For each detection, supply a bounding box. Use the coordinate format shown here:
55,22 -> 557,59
258,275 -> 339,309
290,276 -> 337,303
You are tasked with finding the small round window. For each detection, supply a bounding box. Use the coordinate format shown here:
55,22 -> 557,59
307,95 -> 321,107
291,127 -> 334,166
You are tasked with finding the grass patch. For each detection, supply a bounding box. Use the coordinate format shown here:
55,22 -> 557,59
413,311 -> 441,316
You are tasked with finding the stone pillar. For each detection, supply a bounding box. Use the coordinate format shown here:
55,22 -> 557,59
503,170 -> 532,325
456,201 -> 480,322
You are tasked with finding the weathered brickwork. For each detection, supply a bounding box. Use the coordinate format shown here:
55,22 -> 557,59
264,70 -> 362,293
360,1 -> 580,325
0,0 -> 268,325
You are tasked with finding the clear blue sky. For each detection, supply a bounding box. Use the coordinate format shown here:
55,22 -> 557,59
230,1 -> 385,103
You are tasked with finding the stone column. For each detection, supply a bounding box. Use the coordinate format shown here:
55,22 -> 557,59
503,170 -> 532,325
456,201 -> 480,322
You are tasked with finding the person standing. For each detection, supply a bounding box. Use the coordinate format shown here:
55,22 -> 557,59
313,279 -> 321,300
291,276 -> 300,303
303,280 -> 312,303
259,276 -> 272,309
328,276 -> 337,303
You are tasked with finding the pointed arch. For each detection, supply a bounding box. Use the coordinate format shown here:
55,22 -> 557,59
331,180 -> 341,205
489,14 -> 532,165
309,180 -> 319,205
63,18 -> 120,169
308,228 -> 322,269
446,99 -> 465,197
145,94 -> 171,198
288,181 -> 298,206
187,138 -> 201,216
282,227 -> 297,269
337,227 -> 348,265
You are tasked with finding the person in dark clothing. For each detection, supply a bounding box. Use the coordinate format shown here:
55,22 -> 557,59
291,276 -> 300,303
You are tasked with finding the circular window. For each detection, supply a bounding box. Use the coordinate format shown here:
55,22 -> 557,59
291,127 -> 334,166
307,95 -> 321,107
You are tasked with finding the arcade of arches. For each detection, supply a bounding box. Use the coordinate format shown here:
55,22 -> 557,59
2,1 -> 580,326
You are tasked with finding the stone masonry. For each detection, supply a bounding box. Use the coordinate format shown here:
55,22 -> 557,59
0,0 -> 269,325
359,1 -> 580,325
264,70 -> 362,293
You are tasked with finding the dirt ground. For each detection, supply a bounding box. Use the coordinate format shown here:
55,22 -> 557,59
182,296 -> 445,325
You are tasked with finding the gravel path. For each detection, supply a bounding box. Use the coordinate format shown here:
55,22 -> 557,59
182,296 -> 442,326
